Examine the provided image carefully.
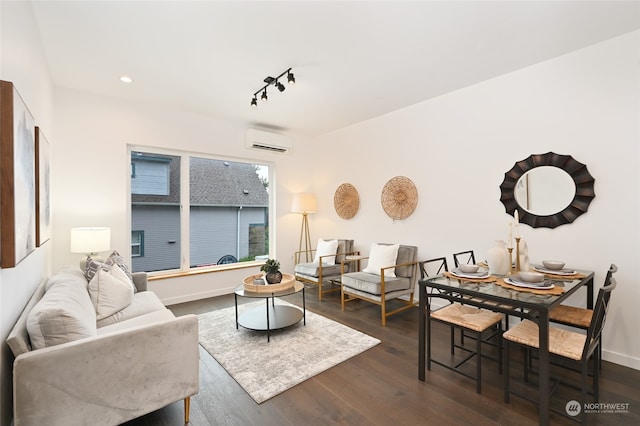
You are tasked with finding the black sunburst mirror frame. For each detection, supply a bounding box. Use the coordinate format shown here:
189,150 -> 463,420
499,152 -> 595,229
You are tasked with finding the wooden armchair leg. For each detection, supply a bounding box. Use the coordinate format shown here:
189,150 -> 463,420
184,396 -> 191,424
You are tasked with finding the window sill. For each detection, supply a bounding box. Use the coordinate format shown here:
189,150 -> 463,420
147,261 -> 263,281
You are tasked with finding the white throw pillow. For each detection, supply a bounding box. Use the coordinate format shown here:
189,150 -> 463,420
363,243 -> 400,277
27,275 -> 97,350
88,264 -> 135,320
313,239 -> 339,265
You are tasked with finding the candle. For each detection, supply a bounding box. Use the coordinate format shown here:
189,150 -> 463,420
508,221 -> 513,249
514,209 -> 520,238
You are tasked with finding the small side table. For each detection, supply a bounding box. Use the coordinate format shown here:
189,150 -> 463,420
344,255 -> 366,272
234,281 -> 306,342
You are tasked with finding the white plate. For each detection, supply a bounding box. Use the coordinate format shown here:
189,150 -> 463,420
533,265 -> 576,275
451,268 -> 490,279
505,277 -> 554,290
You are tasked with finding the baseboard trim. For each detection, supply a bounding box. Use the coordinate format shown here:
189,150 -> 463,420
603,348 -> 640,371
162,287 -> 235,306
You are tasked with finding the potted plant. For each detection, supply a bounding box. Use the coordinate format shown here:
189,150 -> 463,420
260,258 -> 282,284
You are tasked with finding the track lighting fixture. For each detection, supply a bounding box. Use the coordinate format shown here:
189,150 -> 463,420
250,67 -> 295,107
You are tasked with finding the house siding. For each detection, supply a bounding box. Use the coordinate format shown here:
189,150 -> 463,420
131,205 -> 181,272
190,206 -> 266,266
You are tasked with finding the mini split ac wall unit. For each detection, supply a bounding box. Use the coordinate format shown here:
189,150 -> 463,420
245,129 -> 293,154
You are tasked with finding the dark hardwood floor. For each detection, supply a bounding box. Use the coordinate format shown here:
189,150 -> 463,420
124,287 -> 640,425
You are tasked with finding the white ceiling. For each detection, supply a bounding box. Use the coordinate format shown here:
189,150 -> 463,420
30,1 -> 640,137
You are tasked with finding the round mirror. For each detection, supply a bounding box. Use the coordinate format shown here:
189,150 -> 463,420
514,166 -> 576,216
499,152 -> 595,229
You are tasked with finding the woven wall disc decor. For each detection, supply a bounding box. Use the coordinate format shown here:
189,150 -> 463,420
381,176 -> 418,220
334,183 -> 360,219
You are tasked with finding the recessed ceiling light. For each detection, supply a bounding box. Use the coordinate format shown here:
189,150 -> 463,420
120,76 -> 133,83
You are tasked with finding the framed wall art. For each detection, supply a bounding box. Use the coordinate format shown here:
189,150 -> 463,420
1,80 -> 36,268
36,126 -> 52,246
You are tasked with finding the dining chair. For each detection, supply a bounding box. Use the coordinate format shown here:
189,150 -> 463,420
294,239 -> 355,301
422,257 -> 503,393
503,274 -> 617,423
341,243 -> 418,326
549,264 -> 617,369
453,250 -> 476,268
419,257 -> 457,362
452,249 -> 496,345
419,256 -> 449,280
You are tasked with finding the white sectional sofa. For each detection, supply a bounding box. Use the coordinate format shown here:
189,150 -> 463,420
6,266 -> 199,426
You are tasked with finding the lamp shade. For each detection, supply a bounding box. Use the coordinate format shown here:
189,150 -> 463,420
291,192 -> 317,214
70,227 -> 111,254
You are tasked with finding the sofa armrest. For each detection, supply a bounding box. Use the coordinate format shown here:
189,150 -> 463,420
131,271 -> 148,292
13,315 -> 199,426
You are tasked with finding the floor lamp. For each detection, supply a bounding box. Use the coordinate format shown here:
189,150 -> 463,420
291,192 -> 317,262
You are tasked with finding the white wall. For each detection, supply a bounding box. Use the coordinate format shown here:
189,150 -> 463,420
1,4 -> 638,424
0,2 -> 54,424
313,31 -> 640,369
51,88 -> 315,304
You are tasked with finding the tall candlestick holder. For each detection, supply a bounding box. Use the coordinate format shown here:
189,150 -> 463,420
507,247 -> 514,276
515,237 -> 521,272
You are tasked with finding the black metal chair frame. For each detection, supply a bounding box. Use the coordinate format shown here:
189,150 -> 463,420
504,275 -> 617,423
549,264 -> 617,370
420,256 -> 502,394
453,250 -> 476,268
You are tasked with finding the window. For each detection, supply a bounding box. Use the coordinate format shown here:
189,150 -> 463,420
129,148 -> 270,273
131,231 -> 144,257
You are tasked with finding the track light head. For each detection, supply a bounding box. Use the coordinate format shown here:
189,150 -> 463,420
261,90 -> 268,102
287,71 -> 295,85
276,81 -> 285,92
250,97 -> 257,107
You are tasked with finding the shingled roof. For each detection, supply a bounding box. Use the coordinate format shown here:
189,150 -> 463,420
190,158 -> 268,206
131,155 -> 268,206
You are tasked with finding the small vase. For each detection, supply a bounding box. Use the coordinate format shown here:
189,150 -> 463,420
265,272 -> 282,284
487,240 -> 510,276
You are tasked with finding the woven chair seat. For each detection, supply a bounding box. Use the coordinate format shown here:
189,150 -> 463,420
503,319 -> 587,361
431,303 -> 502,332
549,305 -> 592,328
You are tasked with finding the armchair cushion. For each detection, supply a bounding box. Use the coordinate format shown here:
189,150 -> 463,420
294,263 -> 342,281
341,272 -> 411,296
313,238 -> 339,265
362,243 -> 399,277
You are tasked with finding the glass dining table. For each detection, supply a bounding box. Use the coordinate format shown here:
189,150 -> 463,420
418,269 -> 594,426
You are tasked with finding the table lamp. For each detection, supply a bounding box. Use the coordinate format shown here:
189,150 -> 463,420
291,192 -> 317,262
70,227 -> 111,270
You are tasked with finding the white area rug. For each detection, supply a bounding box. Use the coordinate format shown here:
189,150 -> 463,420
198,300 -> 380,403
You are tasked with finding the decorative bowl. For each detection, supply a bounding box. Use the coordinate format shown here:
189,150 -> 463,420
542,260 -> 565,270
518,271 -> 545,283
459,264 -> 480,273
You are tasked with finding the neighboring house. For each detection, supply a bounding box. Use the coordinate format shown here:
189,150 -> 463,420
131,153 -> 269,272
